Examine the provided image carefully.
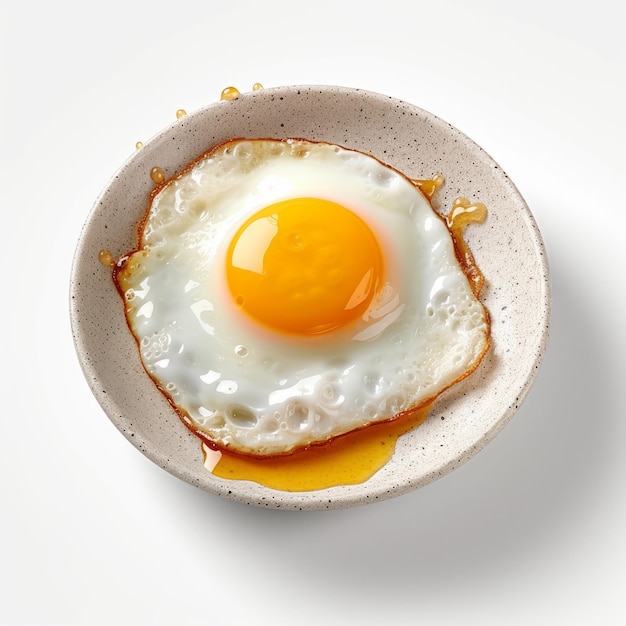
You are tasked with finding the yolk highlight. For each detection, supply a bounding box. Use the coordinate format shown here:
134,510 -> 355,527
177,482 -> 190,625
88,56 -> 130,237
226,198 -> 383,335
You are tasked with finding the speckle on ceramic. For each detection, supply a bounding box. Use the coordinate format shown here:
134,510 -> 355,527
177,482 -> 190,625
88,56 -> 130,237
69,85 -> 551,510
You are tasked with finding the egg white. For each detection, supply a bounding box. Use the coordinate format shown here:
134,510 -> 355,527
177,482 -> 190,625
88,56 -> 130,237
116,139 -> 489,456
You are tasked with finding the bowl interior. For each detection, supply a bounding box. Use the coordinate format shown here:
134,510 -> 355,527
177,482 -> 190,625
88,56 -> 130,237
70,85 -> 550,510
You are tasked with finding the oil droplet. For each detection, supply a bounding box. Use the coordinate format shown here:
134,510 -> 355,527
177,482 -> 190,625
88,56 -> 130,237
176,109 -> 187,119
411,175 -> 444,200
150,166 -> 165,185
252,82 -> 264,91
135,141 -> 143,150
221,86 -> 240,101
206,403 -> 431,491
445,197 -> 488,296
447,196 -> 488,230
98,249 -> 115,267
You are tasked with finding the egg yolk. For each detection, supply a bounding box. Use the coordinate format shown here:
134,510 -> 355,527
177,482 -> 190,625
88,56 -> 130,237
226,198 -> 383,335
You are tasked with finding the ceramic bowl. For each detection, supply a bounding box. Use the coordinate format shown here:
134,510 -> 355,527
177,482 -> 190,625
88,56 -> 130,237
70,85 -> 551,510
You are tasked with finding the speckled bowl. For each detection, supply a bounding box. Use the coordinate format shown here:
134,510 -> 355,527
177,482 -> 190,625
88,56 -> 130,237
70,85 -> 550,510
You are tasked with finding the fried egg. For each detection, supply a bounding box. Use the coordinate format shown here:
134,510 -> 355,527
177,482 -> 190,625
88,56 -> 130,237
115,139 -> 490,457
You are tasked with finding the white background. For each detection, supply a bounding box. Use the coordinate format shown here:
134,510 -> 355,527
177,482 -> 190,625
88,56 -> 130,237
2,1 -> 625,624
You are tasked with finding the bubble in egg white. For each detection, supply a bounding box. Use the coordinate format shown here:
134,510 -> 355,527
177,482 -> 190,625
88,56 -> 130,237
117,138 -> 490,456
